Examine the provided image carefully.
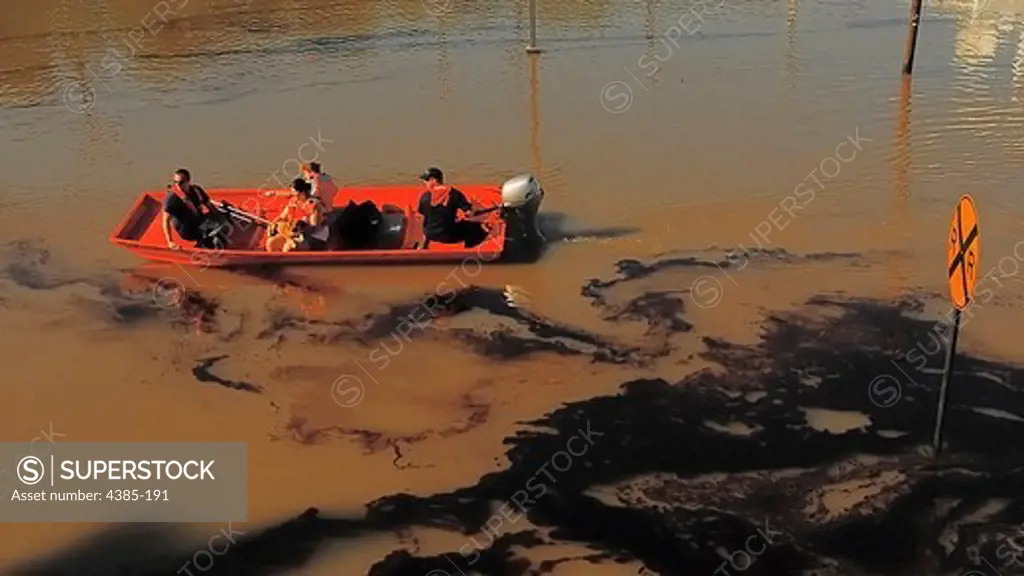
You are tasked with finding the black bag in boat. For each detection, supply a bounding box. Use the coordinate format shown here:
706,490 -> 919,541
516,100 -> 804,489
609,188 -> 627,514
331,200 -> 383,249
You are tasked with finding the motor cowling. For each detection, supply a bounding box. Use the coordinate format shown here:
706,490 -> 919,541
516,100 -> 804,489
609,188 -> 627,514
499,174 -> 545,262
501,174 -> 543,208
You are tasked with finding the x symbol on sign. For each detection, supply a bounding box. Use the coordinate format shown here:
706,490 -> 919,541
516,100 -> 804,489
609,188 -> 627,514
947,205 -> 978,304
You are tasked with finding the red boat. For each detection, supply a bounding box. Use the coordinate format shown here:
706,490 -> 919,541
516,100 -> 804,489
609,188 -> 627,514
110,175 -> 545,267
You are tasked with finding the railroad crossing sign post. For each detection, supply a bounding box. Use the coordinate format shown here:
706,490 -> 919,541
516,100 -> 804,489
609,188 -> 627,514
933,194 -> 979,456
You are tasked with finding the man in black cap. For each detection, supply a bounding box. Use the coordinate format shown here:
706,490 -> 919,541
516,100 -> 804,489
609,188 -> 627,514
162,168 -> 227,250
416,166 -> 488,248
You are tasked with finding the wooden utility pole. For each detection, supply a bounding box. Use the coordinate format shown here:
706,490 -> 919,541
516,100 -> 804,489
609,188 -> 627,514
529,50 -> 542,175
526,0 -> 542,53
902,0 -> 924,74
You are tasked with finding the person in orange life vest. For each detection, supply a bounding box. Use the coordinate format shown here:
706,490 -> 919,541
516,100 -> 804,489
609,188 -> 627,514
279,179 -> 325,224
416,166 -> 488,248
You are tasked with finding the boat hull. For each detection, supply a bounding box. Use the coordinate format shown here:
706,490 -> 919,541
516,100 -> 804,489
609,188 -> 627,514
109,185 -> 541,268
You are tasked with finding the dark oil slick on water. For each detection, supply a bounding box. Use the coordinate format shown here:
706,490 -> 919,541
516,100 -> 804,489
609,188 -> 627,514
5,240 -> 1024,576
191,355 -> 263,394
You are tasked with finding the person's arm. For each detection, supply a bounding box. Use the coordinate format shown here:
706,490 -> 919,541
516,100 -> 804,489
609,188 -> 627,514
162,211 -> 180,250
309,199 -> 325,227
417,192 -> 430,247
417,192 -> 429,218
263,188 -> 294,198
451,189 -> 474,219
196,185 -> 217,212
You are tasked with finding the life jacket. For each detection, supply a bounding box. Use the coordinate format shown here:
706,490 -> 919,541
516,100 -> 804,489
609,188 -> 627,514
427,185 -> 453,206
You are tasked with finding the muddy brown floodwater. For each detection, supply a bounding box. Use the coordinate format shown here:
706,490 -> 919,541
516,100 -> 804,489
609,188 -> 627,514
4,0 -> 1024,574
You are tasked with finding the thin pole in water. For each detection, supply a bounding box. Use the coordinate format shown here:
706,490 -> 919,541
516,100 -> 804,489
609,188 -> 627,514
526,0 -> 542,53
932,308 -> 961,456
902,0 -> 924,74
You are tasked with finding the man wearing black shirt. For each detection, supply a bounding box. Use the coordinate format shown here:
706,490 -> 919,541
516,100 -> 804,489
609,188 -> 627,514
416,166 -> 488,248
162,168 -> 222,250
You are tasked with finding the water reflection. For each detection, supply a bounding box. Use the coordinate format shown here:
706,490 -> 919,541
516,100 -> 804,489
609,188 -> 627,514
889,75 -> 912,296
923,0 -> 1024,172
953,14 -> 1000,68
892,77 -> 912,202
437,25 -> 453,102
8,0 -> 1024,113
640,0 -> 663,91
786,0 -> 798,88
1,0 -> 632,110
933,0 -> 1023,68
1014,27 -> 1024,95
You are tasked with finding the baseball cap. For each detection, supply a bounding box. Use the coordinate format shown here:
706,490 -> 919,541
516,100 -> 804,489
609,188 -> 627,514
418,166 -> 444,182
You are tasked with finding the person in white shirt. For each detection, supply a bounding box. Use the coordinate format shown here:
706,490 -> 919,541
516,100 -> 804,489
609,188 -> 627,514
262,162 -> 338,208
302,162 -> 338,210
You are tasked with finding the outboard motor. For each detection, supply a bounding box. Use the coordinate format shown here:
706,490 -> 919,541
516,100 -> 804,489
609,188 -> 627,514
499,174 -> 545,262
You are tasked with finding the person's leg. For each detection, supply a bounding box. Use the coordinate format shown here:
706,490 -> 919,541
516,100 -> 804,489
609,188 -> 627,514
306,235 -> 327,251
266,235 -> 287,252
457,221 -> 489,248
174,221 -> 202,245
